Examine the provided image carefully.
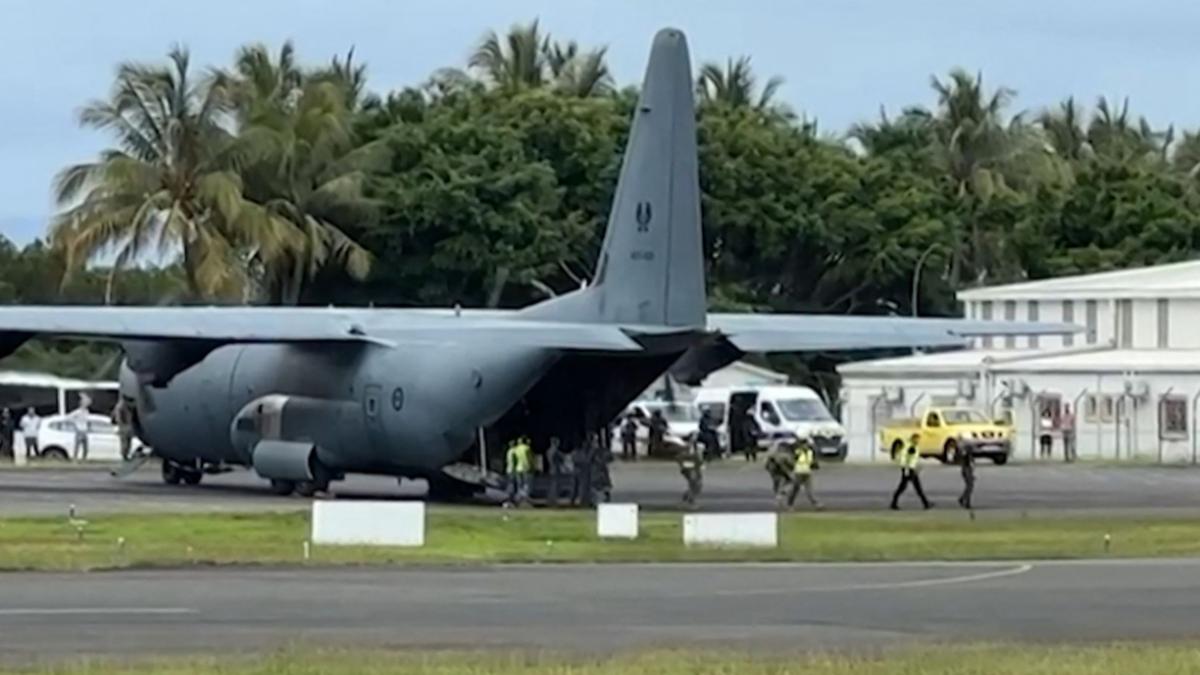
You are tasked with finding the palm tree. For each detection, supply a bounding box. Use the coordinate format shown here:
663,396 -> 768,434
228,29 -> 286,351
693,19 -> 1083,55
469,20 -> 613,97
696,56 -> 786,113
925,68 -> 1020,285
224,45 -> 379,304
1087,96 -> 1169,163
546,41 -> 614,97
51,46 -> 289,301
1172,130 -> 1200,177
469,20 -> 549,91
1038,97 -> 1092,161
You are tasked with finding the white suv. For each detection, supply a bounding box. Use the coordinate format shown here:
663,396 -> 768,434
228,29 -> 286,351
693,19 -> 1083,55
35,414 -> 144,462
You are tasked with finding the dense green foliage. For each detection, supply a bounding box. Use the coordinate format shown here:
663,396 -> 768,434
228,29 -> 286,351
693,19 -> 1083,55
9,20 -> 1200,381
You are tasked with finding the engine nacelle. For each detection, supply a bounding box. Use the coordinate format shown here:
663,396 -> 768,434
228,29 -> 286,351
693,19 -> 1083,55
230,394 -> 369,473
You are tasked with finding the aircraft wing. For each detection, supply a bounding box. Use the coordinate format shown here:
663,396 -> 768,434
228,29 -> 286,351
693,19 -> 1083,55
708,313 -> 1079,352
0,306 -> 642,354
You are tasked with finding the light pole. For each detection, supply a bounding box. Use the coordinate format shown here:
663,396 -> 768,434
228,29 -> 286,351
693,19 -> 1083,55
911,243 -> 940,317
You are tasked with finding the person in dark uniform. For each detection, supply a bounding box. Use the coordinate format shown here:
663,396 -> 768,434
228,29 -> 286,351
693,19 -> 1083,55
620,414 -> 639,461
591,434 -> 613,503
545,437 -> 567,508
891,433 -> 932,510
958,445 -> 976,510
741,408 -> 762,462
0,408 -> 13,460
647,410 -> 668,458
571,439 -> 595,507
678,441 -> 704,507
764,441 -> 794,496
697,408 -> 721,459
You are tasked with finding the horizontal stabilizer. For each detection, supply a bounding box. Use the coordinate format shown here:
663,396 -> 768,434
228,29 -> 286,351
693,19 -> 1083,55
709,313 -> 1079,353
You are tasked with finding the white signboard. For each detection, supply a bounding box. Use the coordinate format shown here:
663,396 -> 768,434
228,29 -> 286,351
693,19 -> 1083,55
311,501 -> 426,547
682,512 -> 778,548
597,503 -> 639,539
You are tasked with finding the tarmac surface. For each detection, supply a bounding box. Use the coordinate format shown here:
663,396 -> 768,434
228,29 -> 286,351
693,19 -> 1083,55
2,559 -> 1199,660
0,460 -> 1198,516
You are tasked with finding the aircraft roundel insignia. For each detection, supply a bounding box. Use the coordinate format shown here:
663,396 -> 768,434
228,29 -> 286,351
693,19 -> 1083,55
635,201 -> 652,230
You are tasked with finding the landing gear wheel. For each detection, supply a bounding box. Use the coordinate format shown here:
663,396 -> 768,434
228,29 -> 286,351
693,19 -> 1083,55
269,479 -> 296,496
295,479 -> 330,498
161,460 -> 182,485
181,470 -> 203,486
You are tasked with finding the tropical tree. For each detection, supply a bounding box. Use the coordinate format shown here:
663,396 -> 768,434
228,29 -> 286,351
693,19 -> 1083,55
50,46 -> 288,301
696,56 -> 788,116
468,20 -> 613,97
1038,97 -> 1092,162
1086,96 -> 1171,164
224,44 -> 380,304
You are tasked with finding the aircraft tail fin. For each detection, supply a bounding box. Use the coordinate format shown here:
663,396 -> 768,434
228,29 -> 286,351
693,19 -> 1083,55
524,28 -> 705,328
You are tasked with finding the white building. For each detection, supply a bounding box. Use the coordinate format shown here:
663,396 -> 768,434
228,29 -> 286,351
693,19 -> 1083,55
839,261 -> 1200,463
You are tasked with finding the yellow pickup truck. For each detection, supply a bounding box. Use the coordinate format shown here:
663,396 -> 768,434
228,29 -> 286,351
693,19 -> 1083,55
879,407 -> 1012,465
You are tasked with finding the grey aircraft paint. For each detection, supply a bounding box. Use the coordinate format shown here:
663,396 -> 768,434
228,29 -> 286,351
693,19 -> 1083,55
0,29 -> 1076,494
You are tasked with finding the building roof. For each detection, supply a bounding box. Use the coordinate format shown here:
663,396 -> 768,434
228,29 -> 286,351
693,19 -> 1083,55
838,349 -> 1042,376
957,259 -> 1200,301
840,347 -> 1200,377
0,370 -> 118,390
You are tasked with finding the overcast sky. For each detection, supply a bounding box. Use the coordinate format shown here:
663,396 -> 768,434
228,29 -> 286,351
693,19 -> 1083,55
3,0 -> 1200,245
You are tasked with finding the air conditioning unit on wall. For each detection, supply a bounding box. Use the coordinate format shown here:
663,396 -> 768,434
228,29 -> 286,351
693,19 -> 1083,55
1124,379 -> 1150,400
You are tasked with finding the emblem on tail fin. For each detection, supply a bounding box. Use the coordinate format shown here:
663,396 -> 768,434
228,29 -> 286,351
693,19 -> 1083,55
635,201 -> 653,231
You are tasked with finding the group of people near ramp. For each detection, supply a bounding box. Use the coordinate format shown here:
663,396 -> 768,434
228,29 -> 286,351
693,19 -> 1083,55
502,435 -> 613,508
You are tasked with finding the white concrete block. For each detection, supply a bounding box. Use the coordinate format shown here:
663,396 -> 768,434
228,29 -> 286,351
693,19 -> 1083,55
597,503 -> 639,539
683,512 -> 778,548
311,501 -> 425,547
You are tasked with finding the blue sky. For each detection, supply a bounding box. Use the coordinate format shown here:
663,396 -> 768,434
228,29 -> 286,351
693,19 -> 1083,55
4,0 -> 1200,246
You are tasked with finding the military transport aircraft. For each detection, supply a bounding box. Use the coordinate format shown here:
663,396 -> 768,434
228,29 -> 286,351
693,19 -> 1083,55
0,29 -> 1071,497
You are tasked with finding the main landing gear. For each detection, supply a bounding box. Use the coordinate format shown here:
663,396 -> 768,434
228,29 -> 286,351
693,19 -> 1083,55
161,458 -> 203,486
267,477 -> 331,497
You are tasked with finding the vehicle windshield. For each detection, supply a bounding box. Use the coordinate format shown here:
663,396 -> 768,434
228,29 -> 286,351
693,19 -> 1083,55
777,398 -> 833,422
943,409 -> 989,425
697,403 -> 726,422
647,404 -> 698,423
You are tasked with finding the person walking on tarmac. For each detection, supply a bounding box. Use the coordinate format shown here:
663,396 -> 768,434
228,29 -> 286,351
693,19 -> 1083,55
958,445 -> 976,510
592,434 -> 614,503
678,440 -> 704,507
620,414 -> 639,461
784,436 -> 822,510
504,437 -> 532,507
891,433 -> 932,510
764,441 -> 794,495
571,439 -> 595,507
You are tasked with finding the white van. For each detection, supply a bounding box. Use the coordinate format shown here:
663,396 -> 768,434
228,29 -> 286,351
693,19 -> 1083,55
693,385 -> 848,460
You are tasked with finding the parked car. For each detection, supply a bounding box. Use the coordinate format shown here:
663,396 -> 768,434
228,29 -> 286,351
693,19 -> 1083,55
35,413 -> 145,462
879,407 -> 1011,465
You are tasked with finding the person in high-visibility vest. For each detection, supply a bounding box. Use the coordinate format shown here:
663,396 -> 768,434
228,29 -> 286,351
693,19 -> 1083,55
784,436 -> 822,510
505,437 -> 533,507
890,433 -> 932,510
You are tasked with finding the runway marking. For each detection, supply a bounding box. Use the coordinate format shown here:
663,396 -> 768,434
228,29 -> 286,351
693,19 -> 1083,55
0,608 -> 196,616
799,563 -> 1034,593
682,564 -> 1036,598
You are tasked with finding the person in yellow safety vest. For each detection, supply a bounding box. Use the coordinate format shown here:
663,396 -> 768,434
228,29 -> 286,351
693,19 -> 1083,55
505,437 -> 533,507
890,432 -> 932,510
783,436 -> 822,510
